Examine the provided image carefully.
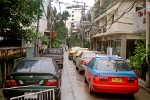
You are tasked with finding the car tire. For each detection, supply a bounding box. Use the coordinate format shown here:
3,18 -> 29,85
89,83 -> 94,94
128,93 -> 134,98
76,66 -> 78,70
56,91 -> 61,100
79,69 -> 82,74
84,76 -> 87,83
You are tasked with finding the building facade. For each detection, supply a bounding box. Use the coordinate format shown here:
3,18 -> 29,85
91,0 -> 143,59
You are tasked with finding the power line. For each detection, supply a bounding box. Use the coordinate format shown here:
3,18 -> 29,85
94,0 -> 137,34
94,0 -> 125,33
41,1 -> 48,19
107,0 -> 137,30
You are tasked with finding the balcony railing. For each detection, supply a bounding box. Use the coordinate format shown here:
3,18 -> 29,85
95,0 -> 115,18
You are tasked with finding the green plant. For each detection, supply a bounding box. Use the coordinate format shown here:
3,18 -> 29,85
128,37 -> 150,77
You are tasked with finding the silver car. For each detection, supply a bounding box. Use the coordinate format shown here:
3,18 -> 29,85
75,51 -> 100,74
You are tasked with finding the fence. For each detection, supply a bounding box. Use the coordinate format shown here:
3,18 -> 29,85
10,88 -> 55,100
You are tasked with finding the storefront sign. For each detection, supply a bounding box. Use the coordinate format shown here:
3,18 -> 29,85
133,8 -> 146,33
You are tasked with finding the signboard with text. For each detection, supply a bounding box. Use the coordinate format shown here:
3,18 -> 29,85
133,8 -> 146,33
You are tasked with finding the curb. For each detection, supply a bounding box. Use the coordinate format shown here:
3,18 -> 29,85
138,78 -> 150,93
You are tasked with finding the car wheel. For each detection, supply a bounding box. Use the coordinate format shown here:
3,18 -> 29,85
55,91 -> 61,100
84,76 -> 87,83
76,66 -> 78,70
79,69 -> 82,74
128,93 -> 134,98
89,83 -> 94,94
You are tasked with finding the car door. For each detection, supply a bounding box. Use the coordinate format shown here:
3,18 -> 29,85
86,58 -> 96,82
76,52 -> 83,68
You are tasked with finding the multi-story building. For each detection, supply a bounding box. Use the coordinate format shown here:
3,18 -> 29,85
91,0 -> 143,59
66,8 -> 82,37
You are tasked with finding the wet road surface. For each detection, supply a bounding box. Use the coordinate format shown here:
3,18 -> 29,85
0,52 -> 150,100
61,52 -> 150,100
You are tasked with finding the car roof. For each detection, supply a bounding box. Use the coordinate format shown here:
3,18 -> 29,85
95,55 -> 123,60
82,51 -> 100,53
22,57 -> 53,61
78,48 -> 88,50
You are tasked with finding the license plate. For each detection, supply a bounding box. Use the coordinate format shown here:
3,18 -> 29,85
112,78 -> 122,83
24,92 -> 38,99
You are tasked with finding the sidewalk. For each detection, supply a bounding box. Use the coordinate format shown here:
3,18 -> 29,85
138,78 -> 150,93
0,89 -> 6,100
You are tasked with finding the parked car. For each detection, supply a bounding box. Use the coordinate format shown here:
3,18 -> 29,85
84,55 -> 139,96
3,57 -> 62,100
72,48 -> 89,64
75,51 -> 100,74
42,48 -> 64,68
68,47 -> 80,60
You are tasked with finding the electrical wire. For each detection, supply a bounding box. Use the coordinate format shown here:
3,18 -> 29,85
94,0 -> 137,34
106,0 -> 137,30
41,1 -> 48,19
94,0 -> 125,33
55,0 -> 62,13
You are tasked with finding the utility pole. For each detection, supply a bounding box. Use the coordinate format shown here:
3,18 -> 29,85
81,3 -> 86,47
146,0 -> 150,87
47,0 -> 52,48
34,0 -> 40,57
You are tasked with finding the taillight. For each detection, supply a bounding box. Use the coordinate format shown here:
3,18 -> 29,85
99,75 -> 107,81
128,76 -> 138,83
5,79 -> 18,86
45,79 -> 58,86
81,60 -> 86,64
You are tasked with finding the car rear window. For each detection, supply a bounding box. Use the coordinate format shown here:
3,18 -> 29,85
13,60 -> 55,73
44,48 -> 63,54
83,52 -> 96,58
96,60 -> 131,71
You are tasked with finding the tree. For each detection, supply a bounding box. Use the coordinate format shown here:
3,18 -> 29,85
50,8 -> 70,47
0,0 -> 43,41
128,36 -> 150,79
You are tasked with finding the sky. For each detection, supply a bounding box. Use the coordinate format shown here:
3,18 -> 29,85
50,0 -> 95,13
39,0 -> 94,33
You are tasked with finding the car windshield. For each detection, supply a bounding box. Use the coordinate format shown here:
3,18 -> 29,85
71,48 -> 79,51
96,60 -> 131,71
83,52 -> 97,58
13,60 -> 55,73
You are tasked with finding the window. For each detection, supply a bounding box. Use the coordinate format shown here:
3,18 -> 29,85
112,14 -> 114,23
83,52 -> 96,58
79,52 -> 83,58
14,60 -> 55,73
96,60 -> 131,71
89,58 -> 95,69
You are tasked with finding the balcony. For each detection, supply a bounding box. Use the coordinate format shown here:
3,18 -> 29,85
92,21 -> 133,38
94,0 -> 115,18
107,21 -> 133,34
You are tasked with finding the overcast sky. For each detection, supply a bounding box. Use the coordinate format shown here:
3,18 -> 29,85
50,0 -> 95,13
39,0 -> 94,33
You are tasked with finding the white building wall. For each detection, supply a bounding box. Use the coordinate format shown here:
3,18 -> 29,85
66,9 -> 82,34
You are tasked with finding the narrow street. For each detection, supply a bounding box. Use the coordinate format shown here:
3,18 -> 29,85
0,51 -> 150,100
61,52 -> 150,100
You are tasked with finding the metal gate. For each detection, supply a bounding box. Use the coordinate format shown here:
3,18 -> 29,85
10,88 -> 55,100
